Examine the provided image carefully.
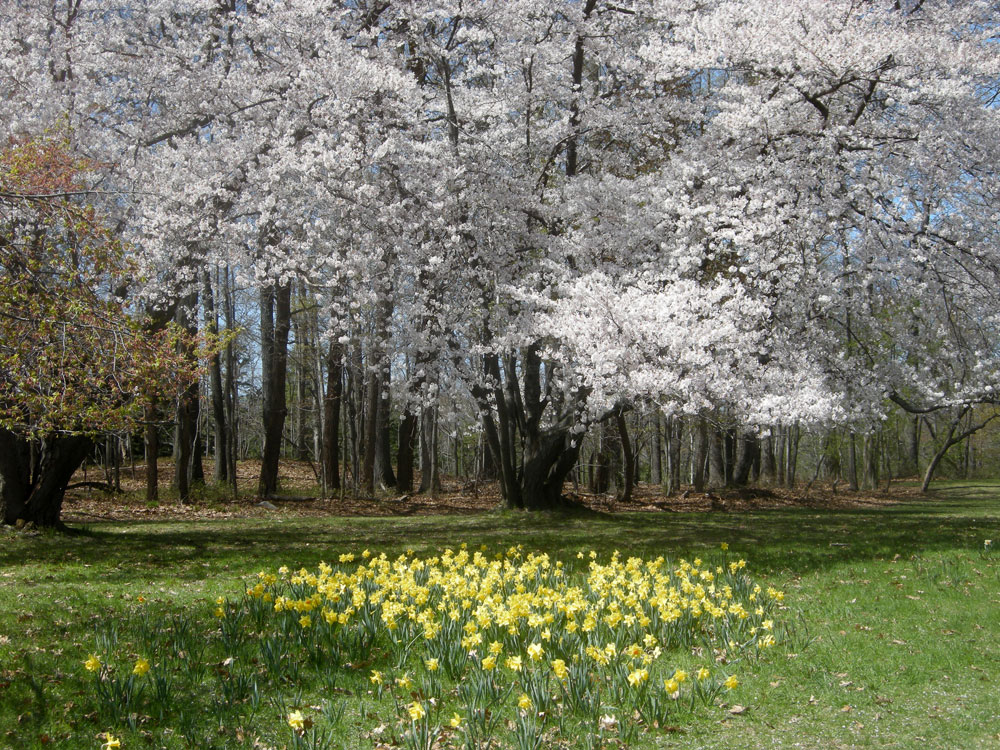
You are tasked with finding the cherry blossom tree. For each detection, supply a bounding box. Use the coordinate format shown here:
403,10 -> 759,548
2,0 -> 997,510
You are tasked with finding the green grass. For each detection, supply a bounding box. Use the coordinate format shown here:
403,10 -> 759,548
1,483 -> 999,749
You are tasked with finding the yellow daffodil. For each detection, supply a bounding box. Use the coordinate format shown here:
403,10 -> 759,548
407,701 -> 426,721
102,734 -> 121,749
527,642 -> 544,661
517,693 -> 532,710
697,667 -> 710,681
724,675 -> 739,690
551,658 -> 568,679
287,710 -> 305,730
425,657 -> 439,672
449,712 -> 462,728
132,657 -> 150,677
85,654 -> 102,672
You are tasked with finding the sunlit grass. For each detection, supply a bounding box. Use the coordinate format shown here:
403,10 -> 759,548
1,483 -> 998,748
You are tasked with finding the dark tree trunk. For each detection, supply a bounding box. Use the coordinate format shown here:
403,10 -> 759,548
650,412 -> 662,485
708,424 -> 726,488
204,271 -> 228,484
222,265 -> 239,498
362,368 -> 378,495
322,339 -> 343,492
666,417 -> 682,495
761,430 -> 776,484
692,418 -> 708,492
906,416 -> 920,477
173,290 -> 200,503
731,431 -> 758,487
1,430 -> 92,528
616,411 -> 634,503
374,372 -> 396,488
144,399 -> 159,503
258,282 -> 292,498
396,408 -> 417,493
846,430 -> 859,490
418,403 -> 440,493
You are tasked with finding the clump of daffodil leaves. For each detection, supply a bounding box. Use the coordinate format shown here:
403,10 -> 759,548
87,544 -> 785,748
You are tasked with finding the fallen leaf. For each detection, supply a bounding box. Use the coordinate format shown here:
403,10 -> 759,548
729,705 -> 747,715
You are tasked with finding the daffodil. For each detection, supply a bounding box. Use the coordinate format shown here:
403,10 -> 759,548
85,654 -> 101,672
101,734 -> 121,749
696,667 -> 711,681
526,642 -> 544,661
425,657 -> 439,672
517,693 -> 533,710
132,657 -> 150,677
449,712 -> 462,728
407,701 -> 426,721
724,675 -> 739,690
287,710 -> 305,730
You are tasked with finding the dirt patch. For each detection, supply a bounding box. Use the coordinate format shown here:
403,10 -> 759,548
61,459 -> 917,523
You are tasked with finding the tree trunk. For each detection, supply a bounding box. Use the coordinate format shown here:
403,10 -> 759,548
1,430 -> 92,528
761,430 -> 776,484
173,290 -> 200,503
418,403 -> 440,493
144,400 -> 159,503
374,371 -> 396,488
846,430 -> 859,490
222,265 -> 239,499
361,367 -> 378,495
731,431 -> 757,486
692,418 -> 708,492
708,424 -> 726,488
322,339 -> 343,492
666,417 -> 682,495
396,408 -> 417,493
650,413 -> 662,485
258,282 -> 292,498
203,271 -> 228,484
616,411 -> 634,503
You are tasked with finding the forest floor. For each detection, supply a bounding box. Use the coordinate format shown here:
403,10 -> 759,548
61,458 -> 918,523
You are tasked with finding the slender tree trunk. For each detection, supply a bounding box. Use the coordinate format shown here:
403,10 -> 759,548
846,430 -> 859,490
761,429 -> 776,484
650,413 -> 662,485
362,367 -> 378,495
222,265 -> 239,498
374,371 -> 396,488
418,403 -> 439,493
693,418 -> 708,492
258,282 -> 292,498
732,431 -> 757,486
322,340 -> 343,492
203,271 -> 228,484
708,424 -> 726,488
785,422 -> 800,489
617,411 -> 634,503
144,400 -> 159,503
668,417 -> 682,495
174,290 -> 200,503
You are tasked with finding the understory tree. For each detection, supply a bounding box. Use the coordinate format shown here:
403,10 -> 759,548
0,138 -> 199,527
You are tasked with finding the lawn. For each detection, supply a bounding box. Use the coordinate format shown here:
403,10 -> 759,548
1,483 -> 998,749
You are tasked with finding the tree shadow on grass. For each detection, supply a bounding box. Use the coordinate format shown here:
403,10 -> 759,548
3,486 -> 997,584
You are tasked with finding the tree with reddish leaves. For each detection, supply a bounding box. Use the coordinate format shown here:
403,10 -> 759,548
0,137 -> 201,528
